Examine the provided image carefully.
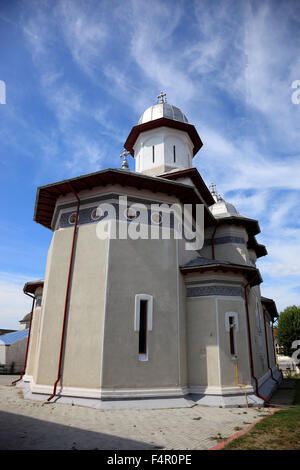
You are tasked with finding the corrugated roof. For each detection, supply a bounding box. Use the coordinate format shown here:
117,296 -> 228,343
0,328 -> 29,345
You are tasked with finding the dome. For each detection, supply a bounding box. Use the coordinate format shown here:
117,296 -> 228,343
209,197 -> 240,218
138,103 -> 189,125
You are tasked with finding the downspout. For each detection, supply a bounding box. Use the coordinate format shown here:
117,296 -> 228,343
47,185 -> 80,402
12,293 -> 35,385
263,309 -> 279,384
211,220 -> 219,260
271,320 -> 283,381
244,279 -> 269,404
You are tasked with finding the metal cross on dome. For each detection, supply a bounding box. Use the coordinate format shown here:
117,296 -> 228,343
157,91 -> 167,103
120,149 -> 130,169
209,183 -> 217,196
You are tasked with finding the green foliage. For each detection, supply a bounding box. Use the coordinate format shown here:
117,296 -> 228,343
277,306 -> 300,356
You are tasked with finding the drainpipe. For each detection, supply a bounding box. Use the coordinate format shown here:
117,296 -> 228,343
271,320 -> 283,381
211,220 -> 219,260
47,185 -> 80,402
11,293 -> 35,385
244,279 -> 269,404
263,309 -> 279,384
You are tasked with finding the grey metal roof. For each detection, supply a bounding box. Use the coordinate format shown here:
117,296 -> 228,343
138,103 -> 188,125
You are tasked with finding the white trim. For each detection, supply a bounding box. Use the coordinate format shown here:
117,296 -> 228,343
187,295 -> 244,301
29,378 -> 188,399
225,312 -> 239,332
189,384 -> 255,395
100,386 -> 189,399
134,294 -> 153,331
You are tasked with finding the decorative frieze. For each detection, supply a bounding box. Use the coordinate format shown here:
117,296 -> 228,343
186,285 -> 244,298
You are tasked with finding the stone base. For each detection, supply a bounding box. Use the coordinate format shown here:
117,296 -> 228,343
19,370 -> 282,410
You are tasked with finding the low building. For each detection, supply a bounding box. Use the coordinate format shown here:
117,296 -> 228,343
0,329 -> 29,374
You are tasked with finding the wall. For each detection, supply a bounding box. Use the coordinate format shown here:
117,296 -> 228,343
101,231 -> 183,392
134,127 -> 193,175
33,221 -> 109,390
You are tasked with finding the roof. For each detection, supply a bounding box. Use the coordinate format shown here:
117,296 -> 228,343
180,257 -> 262,287
124,117 -> 203,157
0,329 -> 16,336
138,103 -> 189,125
247,236 -> 267,258
23,280 -> 44,294
0,328 -> 29,345
261,296 -> 278,319
34,168 -> 215,230
158,167 -> 215,207
209,198 -> 240,218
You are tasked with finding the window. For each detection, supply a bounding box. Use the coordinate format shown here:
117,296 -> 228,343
68,212 -> 78,224
152,146 -> 155,163
139,300 -> 148,355
134,294 -> 153,361
173,145 -> 176,162
225,312 -> 238,359
229,316 -> 235,356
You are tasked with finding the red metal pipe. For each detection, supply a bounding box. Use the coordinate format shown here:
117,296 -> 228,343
47,186 -> 80,402
11,293 -> 35,385
263,309 -> 279,384
271,320 -> 283,380
244,281 -> 269,403
211,221 -> 219,259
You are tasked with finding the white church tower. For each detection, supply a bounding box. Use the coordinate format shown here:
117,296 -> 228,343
124,92 -> 203,176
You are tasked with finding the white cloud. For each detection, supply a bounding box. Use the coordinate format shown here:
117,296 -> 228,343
0,273 -> 35,330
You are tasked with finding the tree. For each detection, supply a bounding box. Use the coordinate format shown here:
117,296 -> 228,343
276,305 -> 300,356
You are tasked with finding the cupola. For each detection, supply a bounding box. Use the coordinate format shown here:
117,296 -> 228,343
124,92 -> 203,176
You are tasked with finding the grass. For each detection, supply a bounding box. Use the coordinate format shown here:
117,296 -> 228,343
223,378 -> 300,450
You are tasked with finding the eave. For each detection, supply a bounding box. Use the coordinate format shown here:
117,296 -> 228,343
261,296 -> 278,319
124,117 -> 203,157
180,259 -> 262,287
247,235 -> 268,258
23,280 -> 44,295
34,168 -> 215,230
158,167 -> 215,207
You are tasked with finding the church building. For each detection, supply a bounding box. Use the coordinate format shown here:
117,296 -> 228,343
20,93 -> 281,407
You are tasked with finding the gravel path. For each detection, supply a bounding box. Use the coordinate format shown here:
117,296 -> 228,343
0,380 -> 274,450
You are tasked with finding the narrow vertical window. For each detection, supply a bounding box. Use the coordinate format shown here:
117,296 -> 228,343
173,145 -> 176,162
229,316 -> 236,356
139,300 -> 148,355
135,294 -> 153,361
152,146 -> 155,163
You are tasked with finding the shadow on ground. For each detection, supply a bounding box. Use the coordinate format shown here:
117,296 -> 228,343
0,410 -> 161,450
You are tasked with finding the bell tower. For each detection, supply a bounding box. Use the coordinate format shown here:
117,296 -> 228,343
124,93 -> 203,176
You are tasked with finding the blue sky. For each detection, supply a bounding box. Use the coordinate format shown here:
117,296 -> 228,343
0,0 -> 299,328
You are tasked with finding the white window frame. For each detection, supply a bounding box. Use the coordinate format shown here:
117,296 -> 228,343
134,294 -> 153,361
225,311 -> 239,359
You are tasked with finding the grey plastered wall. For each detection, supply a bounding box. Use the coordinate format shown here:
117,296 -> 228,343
186,296 -> 219,387
217,298 -> 252,386
101,233 -> 181,390
34,223 -> 109,389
